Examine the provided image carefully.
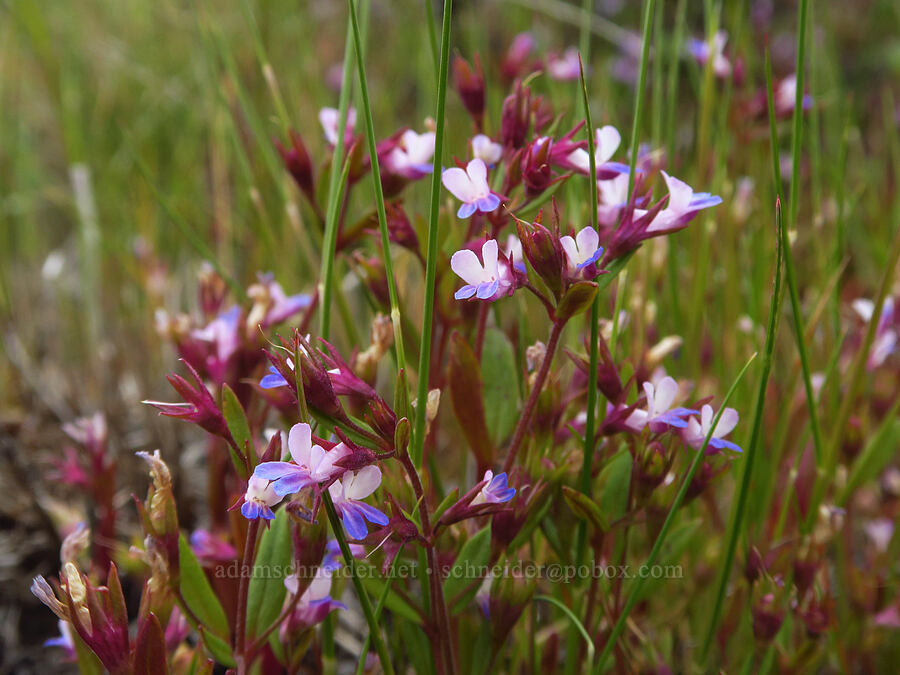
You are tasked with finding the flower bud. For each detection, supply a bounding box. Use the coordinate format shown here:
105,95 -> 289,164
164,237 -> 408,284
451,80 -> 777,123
752,593 -> 784,643
452,53 -> 485,129
515,215 -> 564,299
501,80 -> 531,150
275,130 -> 315,201
489,569 -> 536,647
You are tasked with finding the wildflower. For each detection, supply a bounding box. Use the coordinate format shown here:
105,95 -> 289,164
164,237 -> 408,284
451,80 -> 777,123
282,565 -> 346,634
565,126 -> 627,176
471,470 -> 516,505
505,234 -> 526,273
189,305 -> 241,382
852,297 -> 897,369
322,538 -> 366,571
865,518 -> 894,553
253,422 -> 349,496
625,376 -> 698,433
328,466 -> 389,540
190,529 -> 238,560
260,363 -> 291,389
560,226 -> 604,275
682,404 -> 741,453
500,80 -> 531,149
247,275 -> 311,329
240,476 -> 283,520
597,173 -> 631,226
450,238 -> 519,301
501,32 -> 536,81
644,171 -> 722,232
472,134 -> 503,165
384,129 -> 435,179
319,107 -> 356,146
687,31 -> 732,77
546,47 -> 581,80
774,74 -> 813,116
442,158 -> 501,218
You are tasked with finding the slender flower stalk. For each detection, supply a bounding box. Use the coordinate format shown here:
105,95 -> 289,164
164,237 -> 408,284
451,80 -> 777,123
234,518 -> 260,674
413,0 -> 454,469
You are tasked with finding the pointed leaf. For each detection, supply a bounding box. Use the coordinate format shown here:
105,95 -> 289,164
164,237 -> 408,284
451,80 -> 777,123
444,525 -> 491,613
447,332 -> 494,472
556,281 -> 599,321
246,508 -> 292,641
222,384 -> 252,477
481,328 -> 520,447
134,613 -> 168,675
597,449 -> 632,525
177,535 -> 230,643
562,485 -> 609,532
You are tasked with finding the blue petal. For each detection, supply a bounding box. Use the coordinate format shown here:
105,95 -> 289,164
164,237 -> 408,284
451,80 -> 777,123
476,194 -> 501,213
411,163 -> 434,174
241,501 -> 260,520
600,161 -> 631,175
253,461 -> 299,480
355,501 -> 390,526
476,279 -> 499,299
457,202 -> 477,219
710,438 -> 742,453
260,505 -> 276,520
576,246 -> 604,270
455,285 -> 477,300
494,487 -> 516,502
272,472 -> 310,496
688,194 -> 723,210
260,371 -> 288,388
341,504 -> 369,540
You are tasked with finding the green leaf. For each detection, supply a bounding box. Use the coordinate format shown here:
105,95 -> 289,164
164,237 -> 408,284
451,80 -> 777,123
444,525 -> 491,613
432,487 -> 460,524
597,449 -> 632,525
177,535 -> 230,642
245,508 -> 292,642
222,384 -> 252,477
556,281 -> 598,321
361,574 -> 423,625
481,328 -> 520,447
197,625 -> 235,668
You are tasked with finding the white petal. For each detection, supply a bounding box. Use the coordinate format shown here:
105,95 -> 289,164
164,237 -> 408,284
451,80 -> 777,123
284,574 -> 299,595
451,249 -> 487,286
713,407 -> 739,438
595,125 -> 621,164
700,404 -> 713,433
481,239 -> 499,277
305,570 -> 333,601
652,377 -> 679,416
560,235 -> 579,267
575,227 -> 599,257
566,148 -> 590,173
344,465 -> 382,501
442,167 -> 476,202
288,423 -> 313,466
661,171 -> 694,214
852,299 -> 874,322
466,158 -> 489,195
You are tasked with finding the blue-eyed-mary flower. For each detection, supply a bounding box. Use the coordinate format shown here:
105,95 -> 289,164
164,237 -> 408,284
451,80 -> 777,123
442,158 -> 501,218
253,422 -> 349,496
687,30 -> 732,78
384,129 -> 435,179
643,171 -> 722,232
247,275 -> 311,329
472,470 -> 516,505
240,475 -> 284,520
282,566 -> 346,636
560,226 -> 604,278
45,620 -> 76,659
450,238 -> 520,301
598,173 -> 630,226
319,106 -> 356,146
327,465 -> 389,540
852,296 -> 897,369
682,404 -> 741,453
472,133 -> 503,166
625,376 -> 699,433
565,125 -> 628,177
190,305 -> 241,383
546,47 -> 581,81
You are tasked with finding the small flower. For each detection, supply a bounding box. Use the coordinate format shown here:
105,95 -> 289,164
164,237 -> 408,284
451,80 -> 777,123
774,74 -> 813,116
501,32 -> 536,81
865,518 -> 894,553
597,173 -> 631,226
546,47 -> 582,80
450,238 -> 518,301
260,363 -> 290,389
190,529 -> 238,560
682,404 -> 741,453
560,226 -> 604,274
625,376 -> 698,433
687,31 -> 732,78
442,158 -> 501,218
505,234 -> 526,273
319,107 -> 357,146
565,126 -> 626,176
471,471 -> 516,505
253,422 -> 349,496
385,129 -> 435,178
247,275 -> 312,329
240,475 -> 284,520
472,134 -> 503,165
283,565 -> 346,633
644,171 -> 722,232
190,305 -> 241,382
328,465 -> 389,540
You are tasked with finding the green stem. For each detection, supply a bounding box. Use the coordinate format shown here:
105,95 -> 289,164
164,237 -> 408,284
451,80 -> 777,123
321,491 -> 396,675
412,0 -> 453,468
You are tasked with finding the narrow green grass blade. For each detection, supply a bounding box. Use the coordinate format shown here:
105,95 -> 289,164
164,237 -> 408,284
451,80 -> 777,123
346,0 -> 407,375
701,197 -> 785,662
412,0 -> 453,468
594,352 -> 757,673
